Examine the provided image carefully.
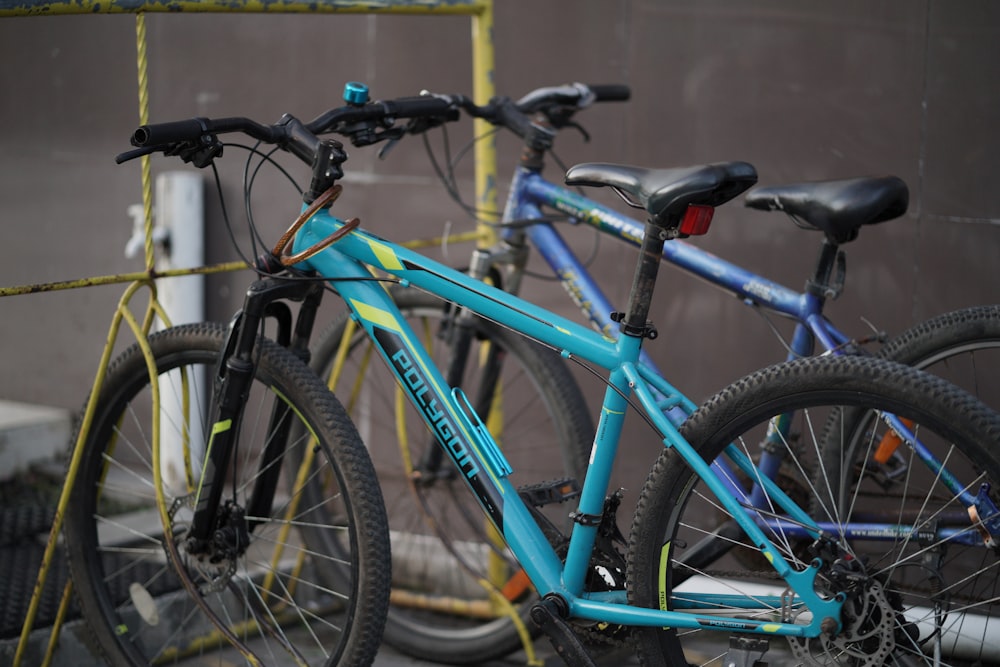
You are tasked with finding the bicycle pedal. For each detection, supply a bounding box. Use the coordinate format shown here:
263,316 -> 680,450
529,595 -> 597,667
517,478 -> 580,507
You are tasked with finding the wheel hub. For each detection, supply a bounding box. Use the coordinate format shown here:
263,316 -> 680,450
788,577 -> 896,666
171,499 -> 250,593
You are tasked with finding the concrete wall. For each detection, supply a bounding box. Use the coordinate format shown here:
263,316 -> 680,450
0,1 -> 997,428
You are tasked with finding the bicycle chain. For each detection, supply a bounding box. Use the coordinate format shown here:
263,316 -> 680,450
570,547 -> 632,650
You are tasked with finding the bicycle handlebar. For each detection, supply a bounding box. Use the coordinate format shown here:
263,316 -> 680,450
120,82 -> 630,171
470,82 -> 630,147
304,95 -> 459,135
589,84 -> 632,103
131,117 -> 280,147
513,82 -> 630,113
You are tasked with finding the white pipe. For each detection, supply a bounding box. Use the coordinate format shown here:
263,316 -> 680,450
152,171 -> 205,498
675,575 -> 1000,662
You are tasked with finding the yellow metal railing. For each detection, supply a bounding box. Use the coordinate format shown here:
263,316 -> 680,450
0,2 -> 522,665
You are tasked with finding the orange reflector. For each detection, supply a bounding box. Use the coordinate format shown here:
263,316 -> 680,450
874,418 -> 914,464
501,568 -> 532,601
679,205 -> 714,236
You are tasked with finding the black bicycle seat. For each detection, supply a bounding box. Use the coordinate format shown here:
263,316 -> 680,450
565,161 -> 758,226
744,176 -> 909,244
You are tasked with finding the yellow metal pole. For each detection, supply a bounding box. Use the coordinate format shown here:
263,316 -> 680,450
0,0 -> 489,18
136,12 -> 155,273
471,0 -> 498,246
469,14 -> 537,663
0,261 -> 248,298
12,280 -> 152,667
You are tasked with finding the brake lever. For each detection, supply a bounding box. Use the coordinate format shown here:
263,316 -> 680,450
116,136 -> 223,169
115,146 -> 158,164
166,136 -> 223,169
349,125 -> 404,149
376,128 -> 407,159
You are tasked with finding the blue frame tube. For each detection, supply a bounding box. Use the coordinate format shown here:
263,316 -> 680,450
561,366 -> 631,594
306,217 -> 618,370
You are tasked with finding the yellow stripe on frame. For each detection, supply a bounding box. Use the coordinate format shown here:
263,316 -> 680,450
367,238 -> 404,271
349,297 -> 505,493
351,300 -> 403,333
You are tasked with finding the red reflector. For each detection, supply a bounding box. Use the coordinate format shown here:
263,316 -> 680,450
679,205 -> 714,236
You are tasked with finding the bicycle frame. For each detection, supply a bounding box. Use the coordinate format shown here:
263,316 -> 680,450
498,166 -> 989,517
293,205 -> 870,639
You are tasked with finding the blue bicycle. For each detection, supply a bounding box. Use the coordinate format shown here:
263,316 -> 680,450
63,93 -> 1000,667
309,84 -> 1000,664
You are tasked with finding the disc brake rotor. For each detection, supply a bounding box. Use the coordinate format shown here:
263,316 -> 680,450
788,579 -> 896,666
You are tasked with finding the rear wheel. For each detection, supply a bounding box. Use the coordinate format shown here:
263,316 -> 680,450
802,305 -> 1000,664
879,304 -> 1000,399
628,356 -> 1000,667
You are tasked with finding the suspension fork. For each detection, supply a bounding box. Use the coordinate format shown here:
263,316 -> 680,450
186,277 -> 324,551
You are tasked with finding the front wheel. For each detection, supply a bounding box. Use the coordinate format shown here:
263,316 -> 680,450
63,323 -> 390,667
627,355 -> 1000,667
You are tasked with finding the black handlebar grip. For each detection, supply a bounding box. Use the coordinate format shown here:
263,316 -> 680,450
382,96 -> 456,118
588,84 -> 631,102
494,98 -> 534,138
131,118 -> 209,147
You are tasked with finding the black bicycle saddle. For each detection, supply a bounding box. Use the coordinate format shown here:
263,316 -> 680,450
744,176 -> 909,244
564,161 -> 758,227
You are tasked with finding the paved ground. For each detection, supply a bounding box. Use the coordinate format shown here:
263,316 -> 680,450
373,639 -> 640,666
5,625 -> 637,667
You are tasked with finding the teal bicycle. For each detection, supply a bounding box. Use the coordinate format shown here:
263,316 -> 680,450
308,84 -> 1000,664
63,95 -> 1000,666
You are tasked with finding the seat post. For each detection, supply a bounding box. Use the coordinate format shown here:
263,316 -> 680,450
806,237 -> 845,301
620,222 -> 668,338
